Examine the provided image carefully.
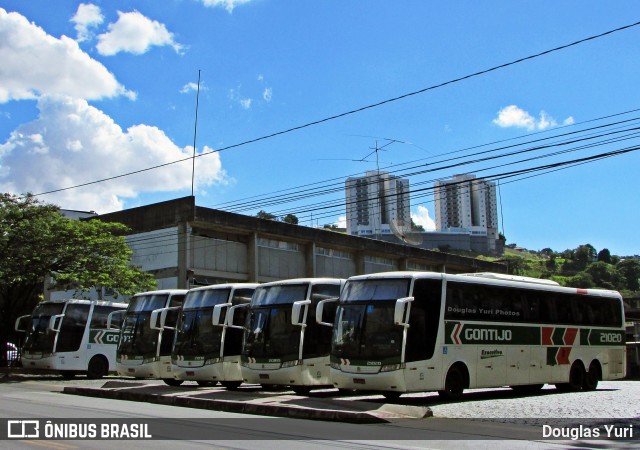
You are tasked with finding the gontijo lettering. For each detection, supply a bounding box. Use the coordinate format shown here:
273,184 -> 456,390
464,328 -> 512,341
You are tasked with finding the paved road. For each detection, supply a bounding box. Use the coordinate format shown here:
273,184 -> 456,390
0,375 -> 638,449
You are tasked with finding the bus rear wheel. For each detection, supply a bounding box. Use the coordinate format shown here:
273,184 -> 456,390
583,362 -> 600,391
438,366 -> 466,401
87,356 -> 109,379
556,362 -> 585,392
163,378 -> 184,386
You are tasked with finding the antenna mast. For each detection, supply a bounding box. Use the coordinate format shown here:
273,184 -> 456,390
191,70 -> 201,197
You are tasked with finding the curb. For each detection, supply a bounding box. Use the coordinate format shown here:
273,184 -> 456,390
63,386 -> 432,424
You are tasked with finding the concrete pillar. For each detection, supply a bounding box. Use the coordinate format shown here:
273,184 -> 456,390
354,252 -> 365,275
177,222 -> 189,289
248,232 -> 259,282
306,242 -> 317,278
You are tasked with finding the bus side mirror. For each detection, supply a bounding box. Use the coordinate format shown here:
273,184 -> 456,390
394,297 -> 414,327
292,300 -> 311,327
316,298 -> 338,327
227,303 -> 250,330
14,315 -> 30,333
107,310 -> 125,330
150,308 -> 168,331
212,303 -> 232,327
49,314 -> 65,333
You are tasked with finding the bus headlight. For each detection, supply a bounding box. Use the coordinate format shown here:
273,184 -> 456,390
380,363 -> 404,372
280,359 -> 301,368
330,361 -> 341,370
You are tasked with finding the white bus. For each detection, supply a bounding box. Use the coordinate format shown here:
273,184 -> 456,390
323,271 -> 626,400
171,283 -> 258,388
113,289 -> 187,384
235,278 -> 345,395
15,299 -> 127,378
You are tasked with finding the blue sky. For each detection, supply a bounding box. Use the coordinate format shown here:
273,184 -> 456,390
1,1 -> 640,256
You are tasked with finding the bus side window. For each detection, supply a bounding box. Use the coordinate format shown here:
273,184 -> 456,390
555,295 -> 572,325
169,295 -> 185,308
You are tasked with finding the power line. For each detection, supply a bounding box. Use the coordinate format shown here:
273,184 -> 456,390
30,20 -> 640,198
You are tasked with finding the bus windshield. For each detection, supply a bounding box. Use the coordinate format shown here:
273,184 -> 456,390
128,294 -> 169,312
251,284 -> 308,306
118,312 -> 157,358
243,306 -> 300,360
173,289 -> 231,359
174,308 -> 220,358
183,288 -> 231,309
332,279 -> 409,361
23,303 -> 65,353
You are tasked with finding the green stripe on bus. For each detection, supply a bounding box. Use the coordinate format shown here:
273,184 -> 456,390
445,322 -> 625,346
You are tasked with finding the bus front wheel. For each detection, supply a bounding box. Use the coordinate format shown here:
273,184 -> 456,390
87,356 -> 109,379
163,378 -> 184,386
438,366 -> 466,401
221,381 -> 242,390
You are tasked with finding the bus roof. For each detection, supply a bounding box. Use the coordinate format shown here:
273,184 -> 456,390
459,272 -> 560,286
345,271 -> 622,299
187,283 -> 260,293
39,299 -> 128,308
132,289 -> 188,297
256,278 -> 345,288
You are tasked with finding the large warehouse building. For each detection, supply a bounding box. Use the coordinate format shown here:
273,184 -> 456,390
91,196 -> 506,290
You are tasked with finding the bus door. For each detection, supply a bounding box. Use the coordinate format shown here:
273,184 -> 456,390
50,303 -> 92,354
403,278 -> 443,390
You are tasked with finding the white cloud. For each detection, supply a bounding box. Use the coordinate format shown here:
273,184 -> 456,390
335,215 -> 347,229
71,3 -> 104,42
563,116 -> 575,126
411,206 -> 436,231
96,10 -> 183,56
239,98 -> 252,109
493,105 -> 536,130
262,87 -> 272,102
200,0 -> 252,14
180,81 -> 207,94
0,8 -> 133,103
493,105 -> 572,131
0,96 -> 227,213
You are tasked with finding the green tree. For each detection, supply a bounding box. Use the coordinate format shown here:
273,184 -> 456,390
255,210 -> 277,220
616,258 -> 640,291
564,271 -> 595,289
545,254 -> 557,272
585,262 -> 624,290
410,218 -> 425,232
574,244 -> 597,270
502,254 -> 529,275
0,193 -> 156,365
282,214 -> 299,225
597,248 -> 612,264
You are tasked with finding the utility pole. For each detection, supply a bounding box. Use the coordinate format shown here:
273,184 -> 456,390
191,70 -> 201,197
